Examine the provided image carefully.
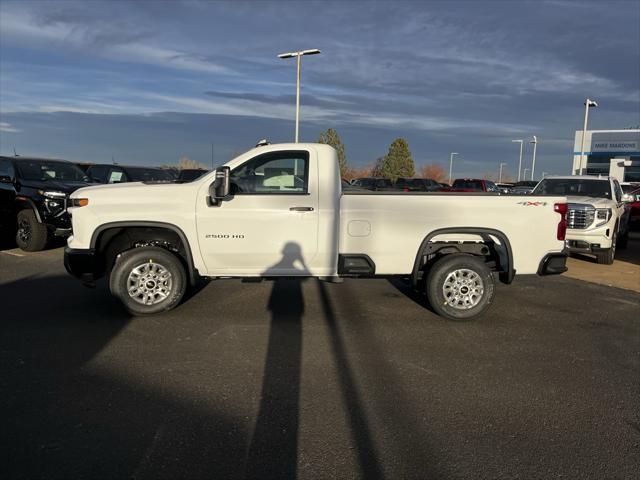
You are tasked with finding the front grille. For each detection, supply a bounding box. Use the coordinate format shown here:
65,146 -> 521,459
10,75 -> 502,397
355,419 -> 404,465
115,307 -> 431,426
567,204 -> 595,229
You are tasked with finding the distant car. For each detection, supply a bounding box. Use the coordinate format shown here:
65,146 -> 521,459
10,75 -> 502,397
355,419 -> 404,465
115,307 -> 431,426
0,156 -> 91,251
495,182 -> 513,194
511,181 -> 538,195
86,164 -> 174,184
622,183 -> 640,228
394,178 -> 441,192
177,169 -> 208,182
444,178 -> 500,193
351,177 -> 394,191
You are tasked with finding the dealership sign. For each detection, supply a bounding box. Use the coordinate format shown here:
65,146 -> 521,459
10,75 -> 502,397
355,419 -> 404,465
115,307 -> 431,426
592,141 -> 638,152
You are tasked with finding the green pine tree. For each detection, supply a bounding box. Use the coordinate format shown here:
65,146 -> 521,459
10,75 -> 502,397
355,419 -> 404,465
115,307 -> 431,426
378,138 -> 415,181
318,128 -> 347,177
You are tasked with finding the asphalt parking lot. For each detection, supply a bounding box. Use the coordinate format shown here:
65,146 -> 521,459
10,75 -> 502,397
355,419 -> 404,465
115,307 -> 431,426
1,245 -> 639,479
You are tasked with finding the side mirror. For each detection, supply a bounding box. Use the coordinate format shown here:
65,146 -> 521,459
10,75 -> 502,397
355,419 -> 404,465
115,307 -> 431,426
0,175 -> 14,184
210,166 -> 230,200
622,193 -> 633,203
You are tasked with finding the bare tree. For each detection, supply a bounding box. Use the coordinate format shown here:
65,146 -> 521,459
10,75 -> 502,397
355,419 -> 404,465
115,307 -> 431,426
419,163 -> 446,182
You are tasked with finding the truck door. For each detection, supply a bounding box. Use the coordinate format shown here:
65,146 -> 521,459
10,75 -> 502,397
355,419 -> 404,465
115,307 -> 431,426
196,149 -> 319,275
0,159 -> 17,230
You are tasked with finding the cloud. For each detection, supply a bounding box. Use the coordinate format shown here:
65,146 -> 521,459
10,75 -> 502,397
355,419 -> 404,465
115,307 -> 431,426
0,122 -> 20,133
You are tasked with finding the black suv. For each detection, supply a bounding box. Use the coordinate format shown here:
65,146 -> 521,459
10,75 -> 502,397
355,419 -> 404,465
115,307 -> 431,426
0,156 -> 91,251
86,164 -> 174,184
394,177 -> 441,192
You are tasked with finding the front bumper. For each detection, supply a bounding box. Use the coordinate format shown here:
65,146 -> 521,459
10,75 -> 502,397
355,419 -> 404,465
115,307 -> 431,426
64,247 -> 102,285
537,252 -> 568,275
564,224 -> 614,253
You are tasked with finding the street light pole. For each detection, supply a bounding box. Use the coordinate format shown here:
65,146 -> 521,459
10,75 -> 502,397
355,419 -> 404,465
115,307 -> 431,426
541,171 -> 548,179
579,98 -> 598,175
512,139 -> 524,182
530,135 -> 538,181
523,168 -> 530,179
448,152 -> 458,185
278,49 -> 321,143
499,162 -> 507,183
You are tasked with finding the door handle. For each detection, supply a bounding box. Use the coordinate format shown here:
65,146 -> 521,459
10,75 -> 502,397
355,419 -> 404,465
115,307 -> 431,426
289,206 -> 314,212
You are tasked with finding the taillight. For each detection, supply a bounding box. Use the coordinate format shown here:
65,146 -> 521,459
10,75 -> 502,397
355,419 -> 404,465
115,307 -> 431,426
403,187 -> 410,192
554,203 -> 567,240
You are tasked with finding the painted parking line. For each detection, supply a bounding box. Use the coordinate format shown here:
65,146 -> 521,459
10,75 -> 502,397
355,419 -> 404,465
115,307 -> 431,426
1,251 -> 25,257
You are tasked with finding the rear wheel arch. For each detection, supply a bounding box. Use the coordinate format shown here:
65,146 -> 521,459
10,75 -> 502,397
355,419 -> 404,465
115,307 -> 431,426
411,227 -> 514,286
91,221 -> 197,285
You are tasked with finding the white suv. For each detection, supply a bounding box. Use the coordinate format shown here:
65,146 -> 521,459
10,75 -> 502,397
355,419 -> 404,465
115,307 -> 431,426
532,175 -> 629,264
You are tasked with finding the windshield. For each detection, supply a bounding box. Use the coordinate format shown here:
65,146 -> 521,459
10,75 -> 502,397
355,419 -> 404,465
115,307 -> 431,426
126,167 -> 174,182
533,179 -> 611,198
16,159 -> 89,182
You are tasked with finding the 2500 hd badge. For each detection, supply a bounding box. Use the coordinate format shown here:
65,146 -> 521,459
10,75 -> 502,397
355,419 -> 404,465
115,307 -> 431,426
205,234 -> 245,239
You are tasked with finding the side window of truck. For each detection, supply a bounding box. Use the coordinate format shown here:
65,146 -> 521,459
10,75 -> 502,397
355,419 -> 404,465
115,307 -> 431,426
87,165 -> 108,183
230,151 -> 309,195
613,180 -> 622,203
0,159 -> 15,179
107,168 -> 126,184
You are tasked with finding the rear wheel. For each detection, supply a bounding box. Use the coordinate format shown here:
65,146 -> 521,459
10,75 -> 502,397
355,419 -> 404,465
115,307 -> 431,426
425,253 -> 495,321
595,231 -> 616,265
15,209 -> 48,251
109,246 -> 187,315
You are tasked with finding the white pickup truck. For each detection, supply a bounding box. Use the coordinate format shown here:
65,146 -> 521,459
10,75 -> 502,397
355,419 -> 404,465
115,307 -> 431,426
64,143 -> 568,320
532,175 -> 629,264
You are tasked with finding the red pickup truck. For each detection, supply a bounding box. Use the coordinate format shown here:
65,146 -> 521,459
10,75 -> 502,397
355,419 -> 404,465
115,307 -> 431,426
442,178 -> 500,193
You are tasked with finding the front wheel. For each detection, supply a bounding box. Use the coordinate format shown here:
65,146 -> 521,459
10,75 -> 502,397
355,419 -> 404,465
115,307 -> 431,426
425,253 -> 495,321
15,209 -> 48,251
109,246 -> 187,315
595,231 -> 616,265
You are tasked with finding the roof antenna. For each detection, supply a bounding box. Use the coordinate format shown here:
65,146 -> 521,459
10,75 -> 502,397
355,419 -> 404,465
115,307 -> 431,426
13,147 -> 19,157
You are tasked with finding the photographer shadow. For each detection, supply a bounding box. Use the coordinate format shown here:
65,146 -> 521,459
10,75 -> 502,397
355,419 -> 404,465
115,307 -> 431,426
244,243 -> 310,479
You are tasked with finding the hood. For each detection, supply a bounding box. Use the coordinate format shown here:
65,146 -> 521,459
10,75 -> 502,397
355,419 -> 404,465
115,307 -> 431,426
22,179 -> 91,195
566,195 -> 612,208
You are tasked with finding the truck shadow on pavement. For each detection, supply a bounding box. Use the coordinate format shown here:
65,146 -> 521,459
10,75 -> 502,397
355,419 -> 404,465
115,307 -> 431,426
0,275 -> 247,479
1,246 -> 441,479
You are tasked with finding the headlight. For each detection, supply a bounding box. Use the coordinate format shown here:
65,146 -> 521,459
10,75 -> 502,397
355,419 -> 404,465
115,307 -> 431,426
596,208 -> 612,227
38,190 -> 67,198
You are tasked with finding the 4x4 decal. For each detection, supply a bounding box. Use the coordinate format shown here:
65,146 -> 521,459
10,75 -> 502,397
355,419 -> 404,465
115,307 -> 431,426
517,201 -> 548,206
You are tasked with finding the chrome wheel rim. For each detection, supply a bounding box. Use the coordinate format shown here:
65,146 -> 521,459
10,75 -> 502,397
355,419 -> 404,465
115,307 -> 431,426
17,218 -> 31,243
126,261 -> 173,305
442,268 -> 484,310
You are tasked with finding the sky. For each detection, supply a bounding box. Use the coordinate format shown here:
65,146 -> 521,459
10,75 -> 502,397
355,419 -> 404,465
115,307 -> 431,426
0,0 -> 639,179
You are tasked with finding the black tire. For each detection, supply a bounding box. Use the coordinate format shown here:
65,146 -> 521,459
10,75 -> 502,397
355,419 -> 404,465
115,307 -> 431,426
425,253 -> 495,321
15,209 -> 48,252
595,231 -> 616,265
109,246 -> 187,316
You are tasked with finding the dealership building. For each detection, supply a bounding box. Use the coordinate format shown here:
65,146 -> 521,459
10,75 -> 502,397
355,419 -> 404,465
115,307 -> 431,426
572,129 -> 640,182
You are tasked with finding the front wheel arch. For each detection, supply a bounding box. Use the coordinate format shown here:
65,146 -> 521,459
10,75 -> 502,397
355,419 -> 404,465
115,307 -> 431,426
91,221 -> 198,285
